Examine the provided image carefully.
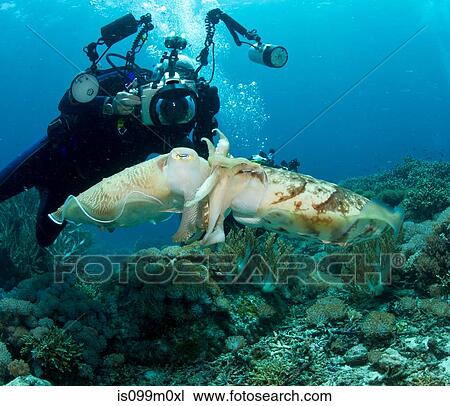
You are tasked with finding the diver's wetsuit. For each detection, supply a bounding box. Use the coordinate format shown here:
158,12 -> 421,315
0,68 -> 220,247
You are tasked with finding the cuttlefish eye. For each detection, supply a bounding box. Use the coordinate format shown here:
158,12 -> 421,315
171,151 -> 194,161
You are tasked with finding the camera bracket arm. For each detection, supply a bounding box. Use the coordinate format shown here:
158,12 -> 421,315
211,9 -> 262,46
196,8 -> 262,75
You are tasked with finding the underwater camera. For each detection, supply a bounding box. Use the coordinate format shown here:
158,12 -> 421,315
140,75 -> 198,127
140,36 -> 198,127
70,9 -> 288,125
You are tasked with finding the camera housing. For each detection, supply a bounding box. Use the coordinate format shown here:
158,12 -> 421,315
140,73 -> 198,127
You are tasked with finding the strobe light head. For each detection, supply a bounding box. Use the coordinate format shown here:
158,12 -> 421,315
70,73 -> 100,103
100,13 -> 139,48
248,43 -> 289,68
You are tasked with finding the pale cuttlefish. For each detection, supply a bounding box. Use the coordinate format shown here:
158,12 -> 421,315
49,130 -> 403,246
49,147 -> 211,243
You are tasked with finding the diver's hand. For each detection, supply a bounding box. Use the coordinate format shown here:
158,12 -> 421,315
113,92 -> 141,115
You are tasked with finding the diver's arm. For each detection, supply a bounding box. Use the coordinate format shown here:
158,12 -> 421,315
59,91 -> 141,117
59,92 -> 111,116
58,91 -> 112,116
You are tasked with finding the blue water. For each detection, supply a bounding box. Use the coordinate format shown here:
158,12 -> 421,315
1,0 -> 449,250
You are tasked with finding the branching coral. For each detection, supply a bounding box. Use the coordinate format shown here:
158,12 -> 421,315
248,357 -> 294,386
218,227 -> 259,274
340,230 -> 399,297
219,229 -> 295,293
21,327 -> 83,375
408,220 -> 450,294
0,190 -> 48,275
0,341 -> 12,381
341,157 -> 450,221
0,190 -> 92,278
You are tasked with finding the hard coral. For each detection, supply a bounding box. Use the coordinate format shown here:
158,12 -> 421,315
0,190 -> 91,278
0,341 -> 12,380
361,311 -> 396,338
410,220 -> 450,294
342,157 -> 450,221
305,297 -> 347,326
248,357 -> 294,386
21,327 -> 83,375
7,359 -> 30,378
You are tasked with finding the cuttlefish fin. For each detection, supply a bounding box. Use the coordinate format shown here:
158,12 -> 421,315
359,201 -> 405,237
49,192 -> 165,226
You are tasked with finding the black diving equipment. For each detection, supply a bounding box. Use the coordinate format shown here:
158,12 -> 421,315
140,36 -> 198,127
71,13 -> 154,104
100,13 -> 140,48
141,78 -> 198,126
70,9 -> 287,123
164,35 -> 188,51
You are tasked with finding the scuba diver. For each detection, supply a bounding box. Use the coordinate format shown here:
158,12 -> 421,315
0,10 -> 288,247
251,149 -> 300,172
281,158 -> 300,173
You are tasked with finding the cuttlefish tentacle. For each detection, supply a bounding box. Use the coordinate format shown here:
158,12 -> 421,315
185,133 -> 269,244
210,128 -> 230,157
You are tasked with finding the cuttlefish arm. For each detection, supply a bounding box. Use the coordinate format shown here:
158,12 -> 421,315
184,129 -> 268,245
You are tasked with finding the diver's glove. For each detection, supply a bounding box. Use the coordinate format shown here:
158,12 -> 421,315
112,92 -> 141,116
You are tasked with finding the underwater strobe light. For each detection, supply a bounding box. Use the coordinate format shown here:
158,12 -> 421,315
248,43 -> 289,68
70,73 -> 100,103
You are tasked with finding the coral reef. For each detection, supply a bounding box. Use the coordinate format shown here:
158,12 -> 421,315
406,220 -> 450,294
21,327 -> 83,378
0,173 -> 449,386
341,157 -> 450,221
360,311 -> 396,339
0,190 -> 92,290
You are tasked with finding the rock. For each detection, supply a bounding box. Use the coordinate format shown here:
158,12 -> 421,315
404,337 -> 430,353
5,375 -> 52,386
438,357 -> 450,377
143,370 -> 166,386
323,365 -> 383,385
438,334 -> 450,356
374,349 -> 408,372
344,344 -> 369,366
